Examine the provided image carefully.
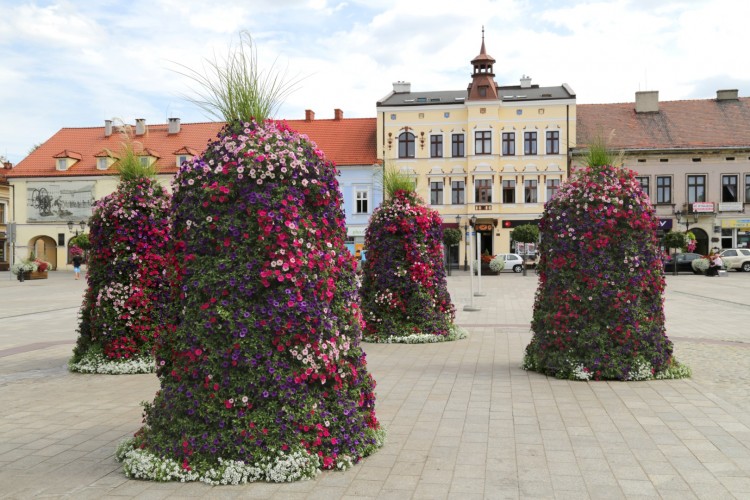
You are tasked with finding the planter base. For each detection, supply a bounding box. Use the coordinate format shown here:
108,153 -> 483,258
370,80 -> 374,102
23,271 -> 48,280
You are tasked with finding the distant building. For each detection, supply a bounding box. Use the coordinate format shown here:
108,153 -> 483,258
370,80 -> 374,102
575,90 -> 750,254
0,162 -> 11,270
376,31 -> 576,267
5,113 -> 379,270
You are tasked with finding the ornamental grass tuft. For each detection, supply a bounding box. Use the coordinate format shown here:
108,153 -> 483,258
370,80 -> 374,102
360,184 -> 457,342
524,141 -> 688,381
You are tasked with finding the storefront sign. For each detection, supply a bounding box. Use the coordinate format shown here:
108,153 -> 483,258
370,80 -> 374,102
692,202 -> 715,213
346,226 -> 366,237
722,219 -> 750,230
475,224 -> 494,232
658,219 -> 673,230
719,202 -> 743,212
26,181 -> 95,222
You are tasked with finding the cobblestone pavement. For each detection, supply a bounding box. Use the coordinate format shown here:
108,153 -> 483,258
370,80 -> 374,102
0,269 -> 749,499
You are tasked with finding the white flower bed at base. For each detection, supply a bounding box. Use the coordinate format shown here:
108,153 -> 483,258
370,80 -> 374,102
69,352 -> 155,374
363,325 -> 468,344
116,428 -> 387,485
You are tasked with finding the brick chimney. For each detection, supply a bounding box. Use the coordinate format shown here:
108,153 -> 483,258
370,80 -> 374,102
334,109 -> 343,120
168,117 -> 181,134
305,109 -> 315,122
3,161 -> 12,170
135,118 -> 146,135
104,119 -> 113,137
717,89 -> 739,101
635,91 -> 659,113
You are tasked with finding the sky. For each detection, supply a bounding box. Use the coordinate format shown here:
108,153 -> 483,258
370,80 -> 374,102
2,0 -> 749,164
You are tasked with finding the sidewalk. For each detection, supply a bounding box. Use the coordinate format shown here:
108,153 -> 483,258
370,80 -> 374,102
0,270 -> 749,498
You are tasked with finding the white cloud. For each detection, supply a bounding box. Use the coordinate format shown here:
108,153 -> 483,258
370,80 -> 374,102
1,0 -> 749,163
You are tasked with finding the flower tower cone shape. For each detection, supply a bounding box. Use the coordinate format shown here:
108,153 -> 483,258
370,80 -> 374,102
524,163 -> 675,381
360,190 -> 457,342
70,178 -> 172,374
121,120 -> 382,483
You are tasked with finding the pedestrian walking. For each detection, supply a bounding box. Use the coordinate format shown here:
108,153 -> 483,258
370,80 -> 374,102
72,255 -> 82,280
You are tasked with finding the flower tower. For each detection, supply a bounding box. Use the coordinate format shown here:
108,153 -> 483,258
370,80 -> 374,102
360,175 -> 459,343
524,143 -> 688,381
70,134 -> 172,374
117,33 -> 382,484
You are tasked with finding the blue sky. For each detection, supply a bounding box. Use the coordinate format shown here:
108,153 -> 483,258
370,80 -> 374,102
2,0 -> 749,163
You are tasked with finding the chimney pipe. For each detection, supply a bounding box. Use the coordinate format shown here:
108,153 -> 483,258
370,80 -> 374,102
305,109 -> 315,122
135,118 -> 146,135
635,91 -> 659,113
168,117 -> 181,134
716,89 -> 739,101
334,109 -> 343,120
104,119 -> 113,137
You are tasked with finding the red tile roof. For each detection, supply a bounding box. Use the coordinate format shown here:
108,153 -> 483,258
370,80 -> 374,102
8,117 -> 378,178
577,97 -> 750,150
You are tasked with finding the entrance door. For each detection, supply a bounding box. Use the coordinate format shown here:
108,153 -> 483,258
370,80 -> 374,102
479,231 -> 493,257
690,228 -> 709,255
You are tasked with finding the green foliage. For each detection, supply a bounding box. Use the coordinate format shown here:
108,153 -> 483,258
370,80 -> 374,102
381,165 -> 415,199
69,233 -> 90,250
510,224 -> 539,244
664,231 -> 687,250
583,134 -> 624,169
443,228 -> 461,246
114,127 -> 157,181
172,31 -> 297,122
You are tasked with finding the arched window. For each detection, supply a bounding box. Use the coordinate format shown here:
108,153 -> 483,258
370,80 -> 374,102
398,132 -> 415,158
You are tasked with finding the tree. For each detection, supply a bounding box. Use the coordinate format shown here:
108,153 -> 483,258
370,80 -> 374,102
524,139 -> 689,381
510,224 -> 539,276
443,228 -> 461,276
117,32 -> 383,484
664,231 -> 687,276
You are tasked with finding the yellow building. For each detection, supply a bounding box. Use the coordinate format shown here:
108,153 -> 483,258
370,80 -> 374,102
376,33 -> 576,268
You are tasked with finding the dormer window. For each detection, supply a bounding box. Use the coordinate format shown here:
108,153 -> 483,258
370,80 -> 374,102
97,157 -> 109,170
173,147 -> 197,168
53,150 -> 82,171
140,156 -> 151,167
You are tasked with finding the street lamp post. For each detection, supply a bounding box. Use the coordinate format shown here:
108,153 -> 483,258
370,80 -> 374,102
463,220 -> 469,271
67,220 -> 87,236
674,210 -> 698,231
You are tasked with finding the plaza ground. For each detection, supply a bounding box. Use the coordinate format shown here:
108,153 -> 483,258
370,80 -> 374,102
0,269 -> 749,499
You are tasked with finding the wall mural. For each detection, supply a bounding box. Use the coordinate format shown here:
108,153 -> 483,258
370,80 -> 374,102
27,181 -> 95,222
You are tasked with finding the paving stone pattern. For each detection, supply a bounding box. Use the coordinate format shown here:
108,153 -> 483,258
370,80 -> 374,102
0,269 -> 749,499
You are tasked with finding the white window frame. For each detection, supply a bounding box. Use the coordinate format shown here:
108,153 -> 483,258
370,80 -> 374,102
96,157 -> 109,170
177,155 -> 189,167
56,158 -> 68,171
354,186 -> 371,214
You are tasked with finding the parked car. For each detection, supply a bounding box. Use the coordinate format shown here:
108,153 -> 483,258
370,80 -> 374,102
719,248 -> 750,272
663,253 -> 703,274
492,253 -> 526,273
